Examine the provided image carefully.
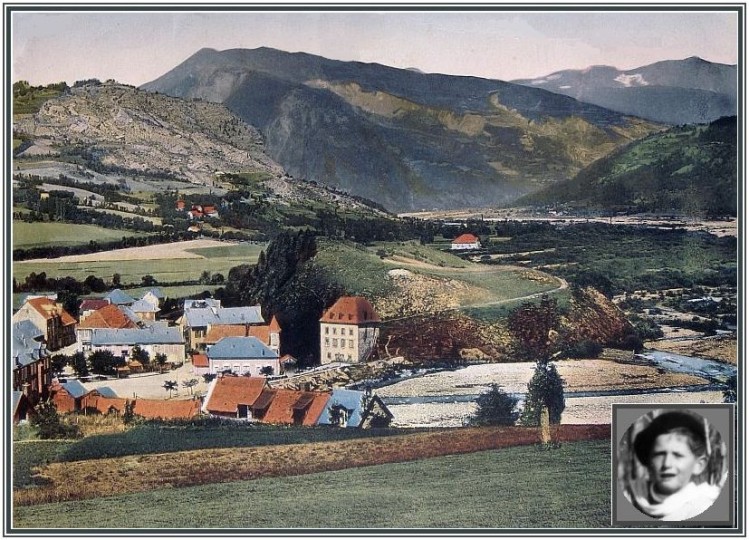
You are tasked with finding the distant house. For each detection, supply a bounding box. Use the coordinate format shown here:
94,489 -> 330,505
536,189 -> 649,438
202,375 -> 270,420
141,288 -> 165,309
132,399 -> 201,420
79,298 -> 111,322
12,296 -> 76,351
206,336 -> 280,376
203,315 -> 281,355
320,296 -> 380,364
178,302 -> 266,351
451,233 -> 481,250
89,326 -> 186,364
191,352 -> 210,376
261,389 -> 330,426
49,379 -> 90,413
77,303 -> 140,352
317,389 -> 394,428
104,288 -> 136,306
12,320 -> 52,403
175,200 -> 186,211
130,298 -> 160,321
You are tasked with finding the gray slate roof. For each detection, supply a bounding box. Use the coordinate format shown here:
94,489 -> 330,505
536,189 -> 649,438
185,306 -> 264,328
61,380 -> 89,398
12,321 -> 48,368
93,386 -> 118,398
104,289 -> 135,305
91,326 -> 184,346
207,337 -> 278,360
316,389 -> 366,427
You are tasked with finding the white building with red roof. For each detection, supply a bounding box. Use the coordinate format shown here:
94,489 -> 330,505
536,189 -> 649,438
451,233 -> 481,250
319,296 -> 380,364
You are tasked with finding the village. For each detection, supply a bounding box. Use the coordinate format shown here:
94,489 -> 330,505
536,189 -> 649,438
11,287 -> 395,429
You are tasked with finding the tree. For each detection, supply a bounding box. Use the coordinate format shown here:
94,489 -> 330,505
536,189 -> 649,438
89,350 -> 123,376
141,274 -> 157,287
130,345 -> 150,367
507,295 -> 561,361
70,351 -> 89,378
49,354 -> 68,375
111,273 -> 122,287
181,378 -> 199,396
31,400 -> 80,439
259,365 -> 274,376
469,384 -> 520,426
519,361 -> 566,427
163,380 -> 177,398
155,353 -> 168,373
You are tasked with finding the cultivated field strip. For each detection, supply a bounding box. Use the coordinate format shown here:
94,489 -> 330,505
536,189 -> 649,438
16,424 -> 609,506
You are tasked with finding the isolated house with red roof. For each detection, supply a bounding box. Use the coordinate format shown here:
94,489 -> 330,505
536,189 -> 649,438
12,296 -> 76,350
451,233 -> 481,250
320,296 -> 380,364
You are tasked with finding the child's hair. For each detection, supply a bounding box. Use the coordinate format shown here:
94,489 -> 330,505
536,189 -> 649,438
633,410 -> 707,465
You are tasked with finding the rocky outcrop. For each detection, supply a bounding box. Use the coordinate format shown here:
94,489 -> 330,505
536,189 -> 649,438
14,82 -> 282,185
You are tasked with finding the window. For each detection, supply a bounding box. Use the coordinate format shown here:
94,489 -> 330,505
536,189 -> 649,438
349,328 -> 353,336
333,339 -> 338,347
327,352 -> 332,359
349,340 -> 354,348
333,328 -> 337,335
325,327 -> 329,335
325,338 -> 330,346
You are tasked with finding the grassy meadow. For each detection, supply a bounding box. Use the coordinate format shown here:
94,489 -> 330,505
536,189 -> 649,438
13,242 -> 266,285
13,221 -> 150,249
315,239 -> 561,308
12,439 -> 610,529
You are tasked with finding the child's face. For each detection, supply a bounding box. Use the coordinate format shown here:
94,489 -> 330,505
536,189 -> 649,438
648,432 -> 707,495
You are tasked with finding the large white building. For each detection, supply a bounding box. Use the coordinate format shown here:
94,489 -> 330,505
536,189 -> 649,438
320,296 -> 380,364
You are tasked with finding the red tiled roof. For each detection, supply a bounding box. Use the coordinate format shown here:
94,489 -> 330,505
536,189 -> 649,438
320,296 -> 380,324
205,376 -> 268,415
262,389 -> 331,426
269,315 -> 281,332
192,353 -> 209,368
83,395 -> 129,414
27,297 -> 77,326
80,298 -> 110,312
205,325 -> 247,343
204,324 -> 276,346
78,304 -> 138,329
452,233 -> 479,244
132,399 -> 201,420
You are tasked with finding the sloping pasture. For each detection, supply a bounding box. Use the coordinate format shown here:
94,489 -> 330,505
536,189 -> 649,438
13,436 -> 610,529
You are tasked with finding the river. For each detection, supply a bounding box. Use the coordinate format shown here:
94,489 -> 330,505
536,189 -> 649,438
369,350 -> 735,428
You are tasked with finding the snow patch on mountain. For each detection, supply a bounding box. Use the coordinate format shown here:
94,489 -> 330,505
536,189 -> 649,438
615,73 -> 649,87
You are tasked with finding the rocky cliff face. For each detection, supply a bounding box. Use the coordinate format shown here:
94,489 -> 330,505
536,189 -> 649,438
14,82 -> 283,185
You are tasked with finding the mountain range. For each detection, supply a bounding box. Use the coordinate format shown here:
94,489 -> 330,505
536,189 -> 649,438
518,116 -> 737,216
511,56 -> 736,125
142,47 -> 664,212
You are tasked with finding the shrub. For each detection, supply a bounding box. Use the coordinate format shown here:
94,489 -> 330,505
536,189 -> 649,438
469,384 -> 520,426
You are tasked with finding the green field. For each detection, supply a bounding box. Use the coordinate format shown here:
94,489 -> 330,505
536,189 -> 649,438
13,242 -> 266,285
315,239 -> 561,308
13,221 -> 150,249
12,440 -> 74,489
12,439 -> 610,529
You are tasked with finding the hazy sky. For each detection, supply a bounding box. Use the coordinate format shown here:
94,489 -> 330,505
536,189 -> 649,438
11,9 -> 740,87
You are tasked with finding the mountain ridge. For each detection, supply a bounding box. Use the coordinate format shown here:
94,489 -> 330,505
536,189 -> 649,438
142,46 -> 664,212
512,57 -> 737,125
